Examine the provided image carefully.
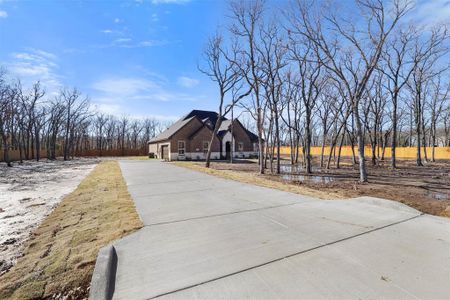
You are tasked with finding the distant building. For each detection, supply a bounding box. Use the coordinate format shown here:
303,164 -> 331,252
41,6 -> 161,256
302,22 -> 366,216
148,110 -> 259,161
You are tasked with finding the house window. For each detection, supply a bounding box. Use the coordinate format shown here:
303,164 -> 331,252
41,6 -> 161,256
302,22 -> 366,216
178,141 -> 185,155
203,141 -> 209,155
238,142 -> 244,152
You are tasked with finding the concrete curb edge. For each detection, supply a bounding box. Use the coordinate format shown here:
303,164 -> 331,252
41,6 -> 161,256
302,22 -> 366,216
89,245 -> 117,300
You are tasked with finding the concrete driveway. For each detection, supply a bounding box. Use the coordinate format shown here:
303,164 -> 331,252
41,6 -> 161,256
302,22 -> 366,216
111,160 -> 450,300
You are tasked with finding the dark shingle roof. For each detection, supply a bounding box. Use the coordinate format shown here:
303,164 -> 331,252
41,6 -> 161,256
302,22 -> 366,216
149,110 -> 223,143
148,109 -> 259,143
184,110 -> 220,126
148,116 -> 197,143
244,127 -> 259,142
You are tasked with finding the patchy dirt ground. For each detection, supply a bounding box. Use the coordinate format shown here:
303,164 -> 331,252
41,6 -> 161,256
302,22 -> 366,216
0,160 -> 142,299
177,158 -> 450,217
0,158 -> 99,275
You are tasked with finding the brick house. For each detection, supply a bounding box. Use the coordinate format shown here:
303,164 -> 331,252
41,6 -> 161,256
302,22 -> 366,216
148,110 -> 259,161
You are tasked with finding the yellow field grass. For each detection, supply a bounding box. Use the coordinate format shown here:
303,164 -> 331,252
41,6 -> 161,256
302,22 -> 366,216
280,146 -> 450,159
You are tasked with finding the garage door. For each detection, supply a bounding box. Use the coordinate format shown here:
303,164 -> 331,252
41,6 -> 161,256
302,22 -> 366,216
161,145 -> 169,159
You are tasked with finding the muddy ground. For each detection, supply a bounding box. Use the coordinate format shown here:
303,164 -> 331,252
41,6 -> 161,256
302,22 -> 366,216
0,158 -> 99,275
200,157 -> 450,217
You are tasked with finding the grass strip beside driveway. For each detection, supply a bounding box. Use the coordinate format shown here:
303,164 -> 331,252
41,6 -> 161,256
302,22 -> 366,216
0,160 -> 143,299
173,161 -> 343,199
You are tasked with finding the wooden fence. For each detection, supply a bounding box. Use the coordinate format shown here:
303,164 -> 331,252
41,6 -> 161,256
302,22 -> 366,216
279,146 -> 450,160
0,148 -> 148,162
4,146 -> 450,162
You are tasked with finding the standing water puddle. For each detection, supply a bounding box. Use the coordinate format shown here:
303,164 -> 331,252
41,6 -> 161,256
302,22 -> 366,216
428,191 -> 450,200
280,165 -> 334,184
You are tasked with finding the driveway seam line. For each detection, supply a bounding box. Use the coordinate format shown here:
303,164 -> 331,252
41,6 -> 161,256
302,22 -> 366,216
143,202 -> 304,227
148,213 -> 424,299
127,177 -> 219,187
134,187 -> 222,198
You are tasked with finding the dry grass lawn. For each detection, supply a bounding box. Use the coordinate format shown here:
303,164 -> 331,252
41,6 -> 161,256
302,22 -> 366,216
173,161 -> 343,199
174,160 -> 450,217
0,161 -> 142,299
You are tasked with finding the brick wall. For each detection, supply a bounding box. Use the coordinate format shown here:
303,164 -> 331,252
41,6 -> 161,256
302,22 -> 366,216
189,126 -> 220,153
170,118 -> 203,154
232,121 -> 254,151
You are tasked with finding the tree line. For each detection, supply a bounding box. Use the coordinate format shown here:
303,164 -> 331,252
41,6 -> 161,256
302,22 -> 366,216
0,69 -> 168,166
201,0 -> 450,182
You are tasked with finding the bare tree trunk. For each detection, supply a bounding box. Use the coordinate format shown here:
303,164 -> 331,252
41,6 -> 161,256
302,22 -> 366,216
346,127 -> 357,165
336,130 -> 345,169
2,136 -> 11,167
431,136 -> 435,162
304,109 -> 312,174
392,107 -> 399,166
421,115 -> 428,163
415,92 -> 423,166
354,103 -> 368,182
257,107 -> 264,174
274,106 -> 281,174
320,131 -> 326,168
205,118 -> 222,167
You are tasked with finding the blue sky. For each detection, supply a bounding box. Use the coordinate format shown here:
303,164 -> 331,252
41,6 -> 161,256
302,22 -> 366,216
0,0 -> 230,120
0,0 -> 449,121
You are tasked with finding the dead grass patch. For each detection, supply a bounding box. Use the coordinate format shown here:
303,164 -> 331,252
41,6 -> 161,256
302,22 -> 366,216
173,161 -> 343,199
174,160 -> 450,217
0,161 -> 143,299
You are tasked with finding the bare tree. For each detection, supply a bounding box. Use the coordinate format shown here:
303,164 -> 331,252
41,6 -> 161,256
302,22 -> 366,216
199,32 -> 250,168
428,75 -> 449,161
259,20 -> 287,174
381,26 -> 417,168
0,69 -> 15,166
407,27 -> 449,166
287,30 -> 324,174
229,0 -> 266,174
287,0 -> 412,182
60,88 -> 90,160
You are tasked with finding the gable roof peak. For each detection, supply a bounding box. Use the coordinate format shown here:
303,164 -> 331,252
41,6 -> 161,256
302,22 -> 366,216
182,109 -> 228,127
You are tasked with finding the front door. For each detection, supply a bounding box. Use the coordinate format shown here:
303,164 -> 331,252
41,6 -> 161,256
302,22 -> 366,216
225,141 -> 231,160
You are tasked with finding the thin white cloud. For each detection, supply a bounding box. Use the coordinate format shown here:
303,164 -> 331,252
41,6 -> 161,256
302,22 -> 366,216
94,103 -> 123,115
114,38 -> 133,44
91,75 -> 203,116
13,49 -> 58,62
138,40 -> 170,47
177,76 -> 199,88
151,0 -> 190,4
130,65 -> 169,83
100,29 -> 126,36
90,74 -> 210,119
406,0 -> 450,26
92,78 -> 159,96
95,39 -> 171,49
151,13 -> 159,22
0,10 -> 7,18
6,49 -> 62,95
93,102 -> 179,122
114,18 -> 122,23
